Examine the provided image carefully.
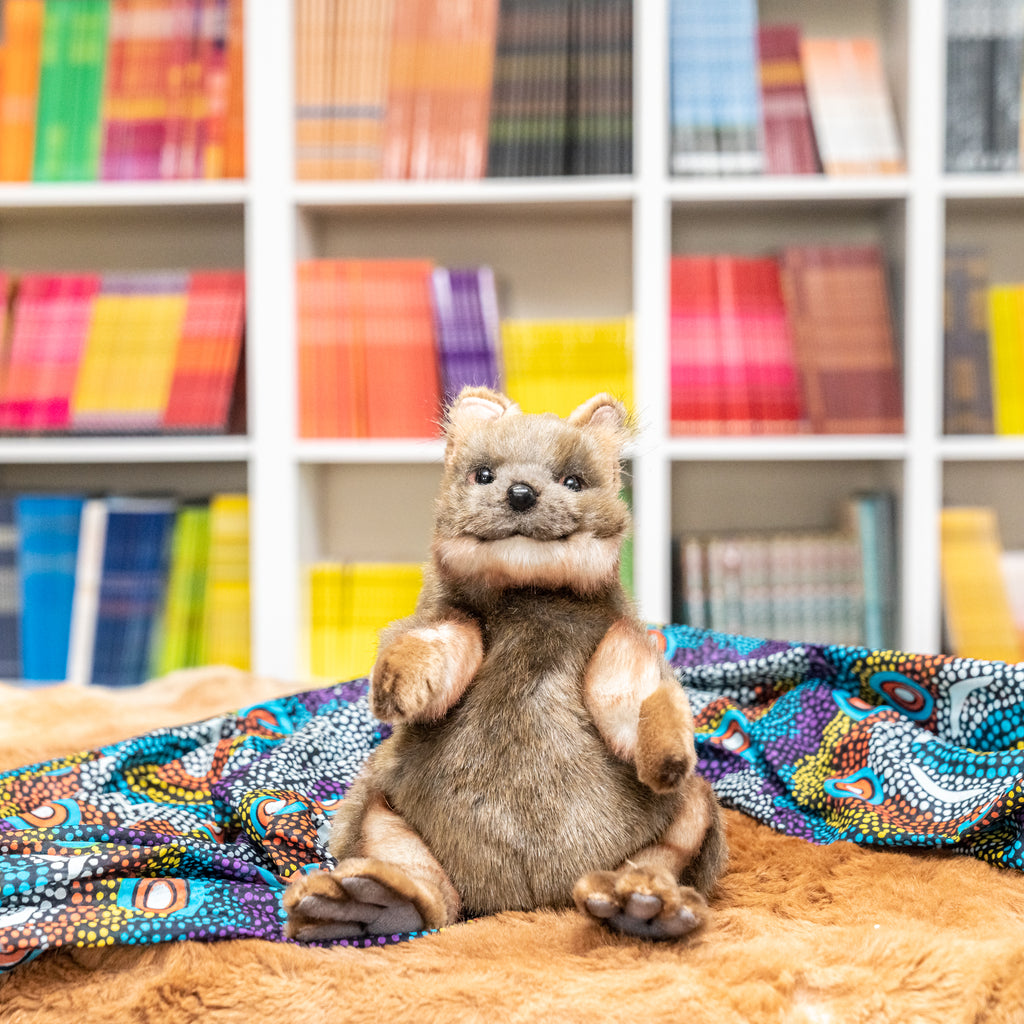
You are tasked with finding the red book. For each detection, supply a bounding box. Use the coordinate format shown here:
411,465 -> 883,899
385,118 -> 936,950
670,255 -> 722,434
779,244 -> 903,434
0,273 -> 101,432
162,270 -> 246,431
758,24 -> 821,175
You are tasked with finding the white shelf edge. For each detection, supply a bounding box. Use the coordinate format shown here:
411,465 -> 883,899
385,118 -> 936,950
659,436 -> 910,462
939,436 -> 1024,461
296,439 -> 446,465
294,177 -> 637,208
942,174 -> 1024,200
0,436 -> 251,464
665,175 -> 911,204
0,181 -> 249,209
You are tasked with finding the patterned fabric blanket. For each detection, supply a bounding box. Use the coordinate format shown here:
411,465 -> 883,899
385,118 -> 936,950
2,625 -> 1024,970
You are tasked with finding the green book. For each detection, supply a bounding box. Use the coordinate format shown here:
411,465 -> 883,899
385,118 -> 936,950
33,0 -> 110,182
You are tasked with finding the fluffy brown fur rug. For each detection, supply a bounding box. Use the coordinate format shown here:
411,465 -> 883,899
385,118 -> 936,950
2,668 -> 1024,1023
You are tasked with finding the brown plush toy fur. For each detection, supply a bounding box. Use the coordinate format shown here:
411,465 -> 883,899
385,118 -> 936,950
284,388 -> 726,942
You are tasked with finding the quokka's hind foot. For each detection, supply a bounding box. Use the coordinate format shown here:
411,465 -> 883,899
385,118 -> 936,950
283,856 -> 451,943
573,865 -> 709,940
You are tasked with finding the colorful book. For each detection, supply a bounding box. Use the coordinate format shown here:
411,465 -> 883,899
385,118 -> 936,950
307,561 -> 422,681
71,272 -> 190,432
757,23 -> 820,175
202,492 -> 250,670
779,244 -> 903,434
87,497 -> 177,687
501,316 -> 632,418
222,0 -> 245,178
944,246 -> 994,435
65,497 -> 109,687
0,0 -> 45,182
800,36 -> 905,176
162,270 -> 247,432
297,259 -> 441,438
15,494 -> 83,682
0,273 -> 102,433
668,0 -> 763,176
149,503 -> 211,675
940,506 -> 1023,662
988,283 -> 1024,435
670,254 -> 804,435
381,0 -> 499,180
0,496 -> 22,681
431,266 -> 502,405
32,0 -> 111,182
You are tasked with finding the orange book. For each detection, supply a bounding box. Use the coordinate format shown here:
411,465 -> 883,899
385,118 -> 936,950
358,260 -> 440,437
800,36 -> 905,176
0,0 -> 45,182
779,244 -> 903,434
381,0 -> 498,179
163,270 -> 246,432
297,260 -> 362,437
294,0 -> 332,179
222,0 -> 245,178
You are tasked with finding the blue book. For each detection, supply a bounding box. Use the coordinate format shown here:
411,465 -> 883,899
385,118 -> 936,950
15,495 -> 84,682
0,496 -> 22,680
90,497 -> 177,687
669,0 -> 763,175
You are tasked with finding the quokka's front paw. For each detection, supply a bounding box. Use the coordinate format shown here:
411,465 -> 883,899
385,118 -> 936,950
636,744 -> 697,794
283,857 -> 451,943
371,632 -> 451,722
573,865 -> 709,940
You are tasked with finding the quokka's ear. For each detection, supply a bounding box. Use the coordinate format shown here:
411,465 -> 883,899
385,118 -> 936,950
444,387 -> 520,464
567,393 -> 632,442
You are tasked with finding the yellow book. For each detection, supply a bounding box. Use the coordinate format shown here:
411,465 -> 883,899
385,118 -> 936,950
202,493 -> 250,670
501,317 -> 633,417
940,507 -> 1023,662
72,273 -> 189,430
988,284 -> 1024,435
307,561 -> 422,681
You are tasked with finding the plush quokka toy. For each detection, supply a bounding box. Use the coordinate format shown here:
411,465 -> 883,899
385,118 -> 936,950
284,387 -> 726,941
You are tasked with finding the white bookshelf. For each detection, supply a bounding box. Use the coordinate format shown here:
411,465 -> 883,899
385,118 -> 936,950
4,0 -> 1024,681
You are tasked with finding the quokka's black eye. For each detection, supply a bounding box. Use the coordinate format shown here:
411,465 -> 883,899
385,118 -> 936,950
474,467 -> 496,485
561,475 -> 584,492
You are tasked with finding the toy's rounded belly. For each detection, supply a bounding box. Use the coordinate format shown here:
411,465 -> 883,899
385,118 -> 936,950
380,668 -> 678,915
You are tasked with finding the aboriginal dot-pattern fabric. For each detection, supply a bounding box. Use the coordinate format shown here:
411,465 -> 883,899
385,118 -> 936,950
2,626 -> 1024,972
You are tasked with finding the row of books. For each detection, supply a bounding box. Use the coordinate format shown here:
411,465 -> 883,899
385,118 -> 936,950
940,506 -> 1024,662
0,492 -> 250,686
306,561 -> 423,681
944,246 -> 1024,436
0,0 -> 245,183
674,491 -> 898,650
296,258 -> 633,438
670,244 -> 903,436
294,0 -> 632,180
669,2 -> 904,177
945,0 -> 1024,173
0,269 -> 246,435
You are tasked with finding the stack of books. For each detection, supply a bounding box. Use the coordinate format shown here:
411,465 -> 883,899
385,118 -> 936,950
670,244 -> 902,436
945,0 -> 1024,173
501,317 -> 633,418
668,1 -> 903,178
307,561 -> 423,681
0,269 -> 246,435
940,506 -> 1024,662
675,490 -> 898,649
0,491 -> 250,686
293,0 -> 632,180
943,246 -> 1024,436
0,0 -> 245,183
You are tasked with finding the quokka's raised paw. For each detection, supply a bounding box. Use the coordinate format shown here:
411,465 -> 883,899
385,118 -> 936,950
573,865 -> 709,940
283,857 -> 450,943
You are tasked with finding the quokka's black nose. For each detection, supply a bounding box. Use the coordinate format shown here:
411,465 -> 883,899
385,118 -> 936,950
507,483 -> 538,512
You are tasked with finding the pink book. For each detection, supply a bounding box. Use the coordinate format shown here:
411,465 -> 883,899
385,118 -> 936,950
0,274 -> 101,432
